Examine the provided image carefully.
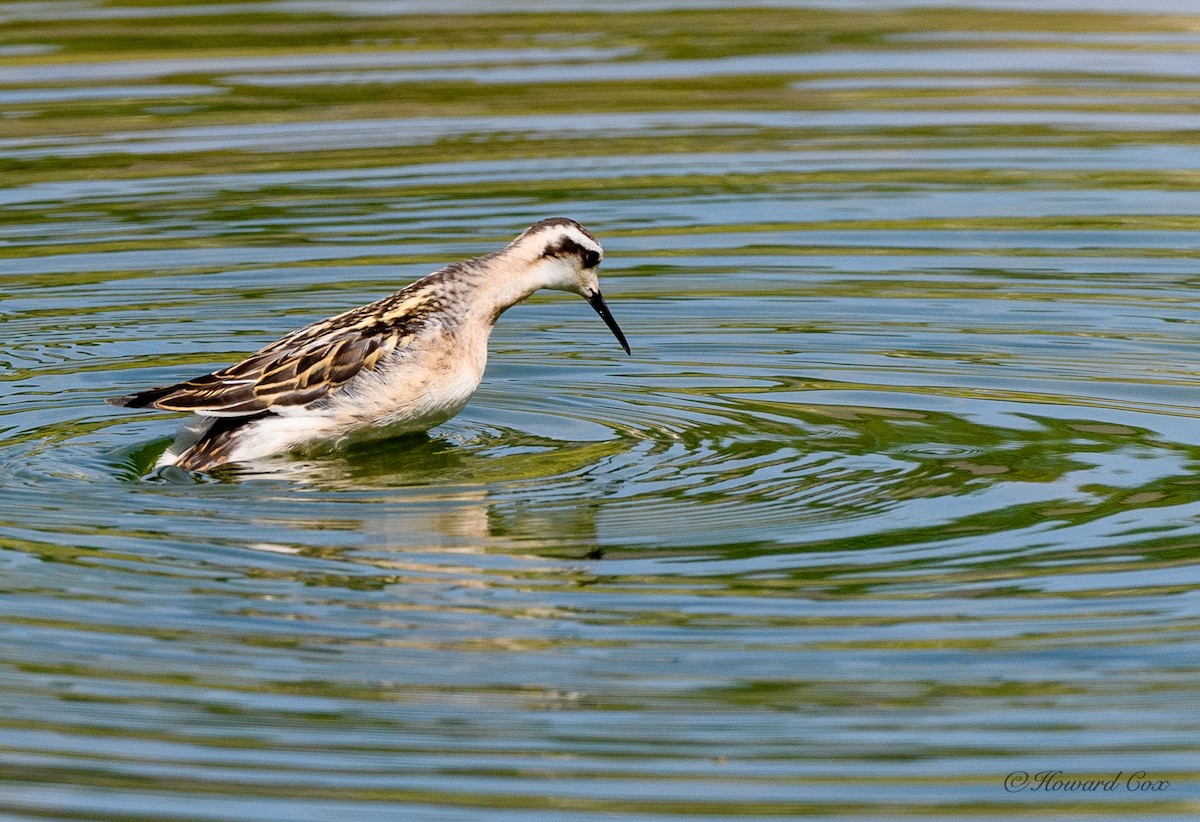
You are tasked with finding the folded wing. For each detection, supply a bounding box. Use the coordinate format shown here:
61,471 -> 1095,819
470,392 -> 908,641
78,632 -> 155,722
109,304 -> 425,416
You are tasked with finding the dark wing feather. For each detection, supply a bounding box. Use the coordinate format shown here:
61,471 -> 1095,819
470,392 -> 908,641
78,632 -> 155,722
108,286 -> 441,416
173,413 -> 272,472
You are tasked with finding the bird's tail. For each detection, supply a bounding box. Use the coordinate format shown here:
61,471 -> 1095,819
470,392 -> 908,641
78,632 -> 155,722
106,385 -> 177,408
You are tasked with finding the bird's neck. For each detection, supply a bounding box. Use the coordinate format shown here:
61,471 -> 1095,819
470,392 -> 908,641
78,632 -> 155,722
471,253 -> 559,325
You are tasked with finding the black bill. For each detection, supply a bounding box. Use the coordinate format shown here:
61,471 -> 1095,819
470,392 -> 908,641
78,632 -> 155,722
586,291 -> 631,355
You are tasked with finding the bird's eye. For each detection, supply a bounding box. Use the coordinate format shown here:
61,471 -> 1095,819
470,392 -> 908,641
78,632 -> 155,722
581,249 -> 601,269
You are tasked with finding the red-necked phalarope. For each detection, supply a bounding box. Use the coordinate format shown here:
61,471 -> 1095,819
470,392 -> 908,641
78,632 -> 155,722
108,217 -> 629,472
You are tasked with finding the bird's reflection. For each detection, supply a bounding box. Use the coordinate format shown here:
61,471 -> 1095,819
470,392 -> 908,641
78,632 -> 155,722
220,433 -> 603,561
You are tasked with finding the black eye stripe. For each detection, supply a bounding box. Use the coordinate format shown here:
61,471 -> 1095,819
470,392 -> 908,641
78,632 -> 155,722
544,238 -> 584,257
542,237 -> 602,268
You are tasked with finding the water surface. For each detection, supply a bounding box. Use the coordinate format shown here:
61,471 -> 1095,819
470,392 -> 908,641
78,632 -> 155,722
1,1 -> 1199,818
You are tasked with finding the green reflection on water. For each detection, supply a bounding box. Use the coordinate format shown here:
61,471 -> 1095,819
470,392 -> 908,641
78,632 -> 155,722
2,1 -> 1200,819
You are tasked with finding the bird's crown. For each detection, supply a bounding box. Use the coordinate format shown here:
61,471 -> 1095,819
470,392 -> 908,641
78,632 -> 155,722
512,217 -> 603,270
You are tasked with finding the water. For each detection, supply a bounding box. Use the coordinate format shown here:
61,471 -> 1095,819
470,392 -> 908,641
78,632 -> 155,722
2,1 -> 1199,818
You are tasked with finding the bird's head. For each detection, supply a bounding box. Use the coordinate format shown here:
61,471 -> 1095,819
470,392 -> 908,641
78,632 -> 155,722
508,217 -> 630,354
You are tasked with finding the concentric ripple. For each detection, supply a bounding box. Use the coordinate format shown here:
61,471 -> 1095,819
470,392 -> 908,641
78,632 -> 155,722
2,2 -> 1200,819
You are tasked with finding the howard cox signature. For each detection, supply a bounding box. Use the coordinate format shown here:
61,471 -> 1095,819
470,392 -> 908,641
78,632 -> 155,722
1005,771 -> 1171,793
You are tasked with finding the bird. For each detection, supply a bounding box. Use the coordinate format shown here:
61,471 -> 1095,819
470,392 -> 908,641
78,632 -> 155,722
107,217 -> 630,473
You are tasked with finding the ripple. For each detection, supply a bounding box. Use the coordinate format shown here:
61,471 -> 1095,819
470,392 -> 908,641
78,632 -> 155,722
4,3 -> 1200,818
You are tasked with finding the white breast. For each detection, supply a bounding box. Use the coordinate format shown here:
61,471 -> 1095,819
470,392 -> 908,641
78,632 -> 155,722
324,323 -> 489,440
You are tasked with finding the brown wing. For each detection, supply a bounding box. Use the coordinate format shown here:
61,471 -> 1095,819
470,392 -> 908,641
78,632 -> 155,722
109,286 -> 441,416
